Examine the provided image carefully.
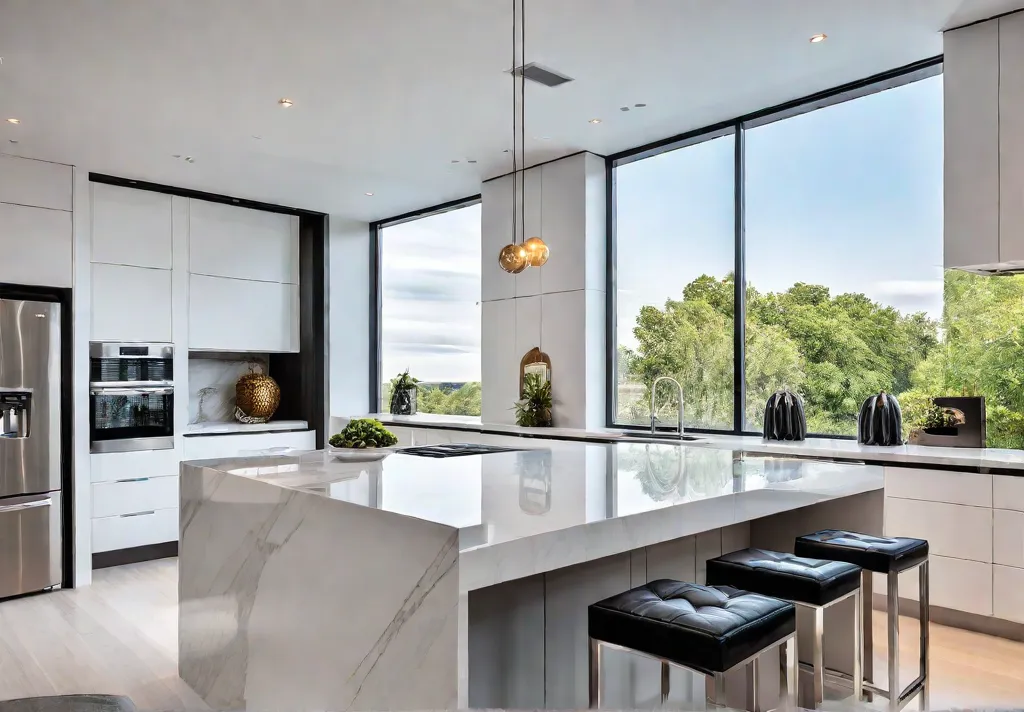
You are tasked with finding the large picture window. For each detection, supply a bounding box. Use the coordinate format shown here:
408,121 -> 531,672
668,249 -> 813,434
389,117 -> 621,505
379,201 -> 482,416
612,65 -> 956,439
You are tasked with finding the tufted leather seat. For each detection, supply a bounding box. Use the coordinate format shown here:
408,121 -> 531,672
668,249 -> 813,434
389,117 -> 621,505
588,579 -> 795,675
706,548 -> 861,606
795,529 -> 928,574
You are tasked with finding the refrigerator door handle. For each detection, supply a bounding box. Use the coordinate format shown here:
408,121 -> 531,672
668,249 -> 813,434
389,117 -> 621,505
0,496 -> 51,513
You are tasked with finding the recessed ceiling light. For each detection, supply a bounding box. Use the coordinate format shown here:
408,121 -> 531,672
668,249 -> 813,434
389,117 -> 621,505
468,159 -> 478,164
451,159 -> 460,163
809,33 -> 827,43
8,139 -> 17,144
6,118 -> 20,124
278,98 -> 294,108
184,156 -> 195,164
364,192 -> 374,196
172,154 -> 181,159
634,103 -> 647,108
589,118 -> 602,124
620,107 -> 630,112
252,135 -> 263,140
540,136 -> 552,141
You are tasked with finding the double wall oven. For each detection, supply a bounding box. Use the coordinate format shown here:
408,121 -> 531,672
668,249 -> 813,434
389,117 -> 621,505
90,343 -> 174,453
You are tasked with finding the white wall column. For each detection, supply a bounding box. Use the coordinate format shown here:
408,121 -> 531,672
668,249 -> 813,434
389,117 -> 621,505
329,216 -> 371,419
480,152 -> 606,429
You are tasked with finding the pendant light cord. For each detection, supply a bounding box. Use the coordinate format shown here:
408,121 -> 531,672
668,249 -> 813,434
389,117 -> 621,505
511,0 -> 518,250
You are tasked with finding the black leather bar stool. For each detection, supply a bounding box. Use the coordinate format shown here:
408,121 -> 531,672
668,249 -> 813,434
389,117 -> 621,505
706,547 -> 863,708
588,579 -> 798,711
796,530 -> 929,712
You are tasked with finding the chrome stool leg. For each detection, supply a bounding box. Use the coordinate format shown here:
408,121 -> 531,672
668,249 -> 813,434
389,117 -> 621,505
853,585 -> 864,703
745,658 -> 760,712
589,637 -> 601,708
920,560 -> 930,710
812,604 -> 825,707
887,571 -> 900,712
705,671 -> 725,709
661,660 -> 670,705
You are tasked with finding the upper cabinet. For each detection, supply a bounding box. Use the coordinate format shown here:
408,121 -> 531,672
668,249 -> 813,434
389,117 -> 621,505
0,154 -> 72,211
945,12 -> 1024,271
92,263 -> 173,342
188,274 -> 298,352
0,202 -> 73,287
189,199 -> 299,283
91,183 -> 173,269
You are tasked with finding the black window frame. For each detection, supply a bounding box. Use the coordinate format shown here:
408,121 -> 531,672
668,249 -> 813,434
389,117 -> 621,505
606,55 -> 943,437
369,194 -> 483,412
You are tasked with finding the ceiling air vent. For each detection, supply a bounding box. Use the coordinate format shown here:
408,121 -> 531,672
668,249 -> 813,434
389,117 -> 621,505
513,63 -> 574,88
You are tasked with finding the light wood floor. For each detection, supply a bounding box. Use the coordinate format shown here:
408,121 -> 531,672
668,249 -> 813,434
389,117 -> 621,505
0,559 -> 1023,710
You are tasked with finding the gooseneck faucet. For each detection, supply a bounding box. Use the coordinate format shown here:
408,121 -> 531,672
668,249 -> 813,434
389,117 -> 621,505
650,376 -> 685,438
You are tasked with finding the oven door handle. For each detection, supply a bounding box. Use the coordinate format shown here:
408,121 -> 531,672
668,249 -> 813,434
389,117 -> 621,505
89,380 -> 173,389
90,387 -> 174,396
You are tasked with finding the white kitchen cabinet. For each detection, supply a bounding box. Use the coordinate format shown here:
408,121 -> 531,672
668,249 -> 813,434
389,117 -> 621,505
884,467 -> 991,507
92,508 -> 178,553
884,497 -> 992,562
182,429 -> 315,461
995,474 -> 1024,512
994,508 -> 1024,568
480,176 -> 516,303
994,564 -> 1024,623
92,475 -> 179,518
0,154 -> 72,211
0,202 -> 73,287
188,274 -> 299,352
189,199 -> 299,283
1000,12 -> 1024,264
895,554 -> 993,616
91,263 -> 173,342
944,18 -> 1000,269
91,449 -> 181,483
90,183 -> 173,269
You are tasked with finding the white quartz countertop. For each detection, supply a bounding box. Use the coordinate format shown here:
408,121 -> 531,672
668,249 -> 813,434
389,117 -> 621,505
184,420 -> 309,436
353,412 -> 1024,472
191,439 -> 883,590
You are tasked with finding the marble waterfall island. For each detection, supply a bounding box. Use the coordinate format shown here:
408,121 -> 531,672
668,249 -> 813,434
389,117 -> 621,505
179,440 -> 884,711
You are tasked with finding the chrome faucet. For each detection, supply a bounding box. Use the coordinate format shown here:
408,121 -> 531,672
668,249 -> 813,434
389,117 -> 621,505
650,376 -> 685,438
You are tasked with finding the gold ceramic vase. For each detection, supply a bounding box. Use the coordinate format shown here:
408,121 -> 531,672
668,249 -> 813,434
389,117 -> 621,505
235,370 -> 281,423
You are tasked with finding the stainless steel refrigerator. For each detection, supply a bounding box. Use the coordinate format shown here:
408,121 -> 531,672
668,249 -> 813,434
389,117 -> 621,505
0,298 -> 62,599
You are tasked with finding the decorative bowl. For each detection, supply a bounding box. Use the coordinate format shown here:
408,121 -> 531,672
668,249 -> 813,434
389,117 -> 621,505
328,446 -> 398,463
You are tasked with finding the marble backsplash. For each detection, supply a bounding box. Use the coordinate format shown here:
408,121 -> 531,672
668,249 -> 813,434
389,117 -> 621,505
188,354 -> 269,424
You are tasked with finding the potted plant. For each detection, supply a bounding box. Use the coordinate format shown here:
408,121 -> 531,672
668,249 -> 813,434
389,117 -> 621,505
328,418 -> 399,462
388,369 -> 419,415
514,373 -> 553,427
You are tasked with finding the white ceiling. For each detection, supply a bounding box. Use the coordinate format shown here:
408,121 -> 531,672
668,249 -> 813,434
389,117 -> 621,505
1,0 -> 1021,221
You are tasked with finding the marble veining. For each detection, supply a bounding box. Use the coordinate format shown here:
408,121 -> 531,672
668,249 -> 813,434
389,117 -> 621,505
188,355 -> 268,424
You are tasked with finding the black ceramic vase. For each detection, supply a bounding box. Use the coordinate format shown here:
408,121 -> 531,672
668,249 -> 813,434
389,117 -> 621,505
858,391 -> 904,446
389,387 -> 417,415
762,389 -> 807,441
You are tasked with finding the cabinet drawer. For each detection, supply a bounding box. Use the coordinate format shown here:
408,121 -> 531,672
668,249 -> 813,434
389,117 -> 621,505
92,476 -> 178,518
884,467 -> 991,507
994,564 -> 1024,623
91,449 -> 182,483
994,475 -> 1024,512
182,430 -> 315,461
994,508 -> 1024,568
92,508 -> 178,553
885,497 -> 992,562
886,554 -> 992,616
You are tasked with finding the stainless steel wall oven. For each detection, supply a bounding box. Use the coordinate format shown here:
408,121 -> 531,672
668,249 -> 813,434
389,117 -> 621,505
89,343 -> 174,453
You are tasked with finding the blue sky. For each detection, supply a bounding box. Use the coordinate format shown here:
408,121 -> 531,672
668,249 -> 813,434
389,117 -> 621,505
383,74 -> 944,384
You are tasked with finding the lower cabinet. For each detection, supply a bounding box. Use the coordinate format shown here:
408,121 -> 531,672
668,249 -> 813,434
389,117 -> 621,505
994,564 -> 1024,623
884,554 -> 993,616
92,475 -> 179,519
182,429 -> 316,460
92,508 -> 179,554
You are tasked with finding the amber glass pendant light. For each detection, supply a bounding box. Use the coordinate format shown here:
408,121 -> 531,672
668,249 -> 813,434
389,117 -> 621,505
498,0 -> 549,274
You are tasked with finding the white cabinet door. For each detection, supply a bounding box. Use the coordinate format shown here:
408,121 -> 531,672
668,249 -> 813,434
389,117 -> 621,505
92,508 -> 178,552
894,554 -> 993,616
994,508 -> 1024,568
188,274 -> 299,352
92,475 -> 179,518
994,564 -> 1024,623
189,199 -> 299,283
885,497 -> 992,562
994,474 -> 1024,512
181,429 -> 315,460
480,176 -> 515,302
884,467 -> 991,507
944,19 -> 1000,268
0,154 -> 72,211
0,202 -> 73,287
91,263 -> 173,342
91,183 -> 173,268
1000,12 -> 1024,264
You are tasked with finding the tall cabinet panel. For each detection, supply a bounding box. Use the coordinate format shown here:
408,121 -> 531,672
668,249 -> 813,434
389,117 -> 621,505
90,183 -> 173,268
944,18 -> 1000,269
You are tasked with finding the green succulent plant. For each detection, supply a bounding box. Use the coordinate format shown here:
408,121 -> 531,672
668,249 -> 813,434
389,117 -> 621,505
329,418 -> 398,449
